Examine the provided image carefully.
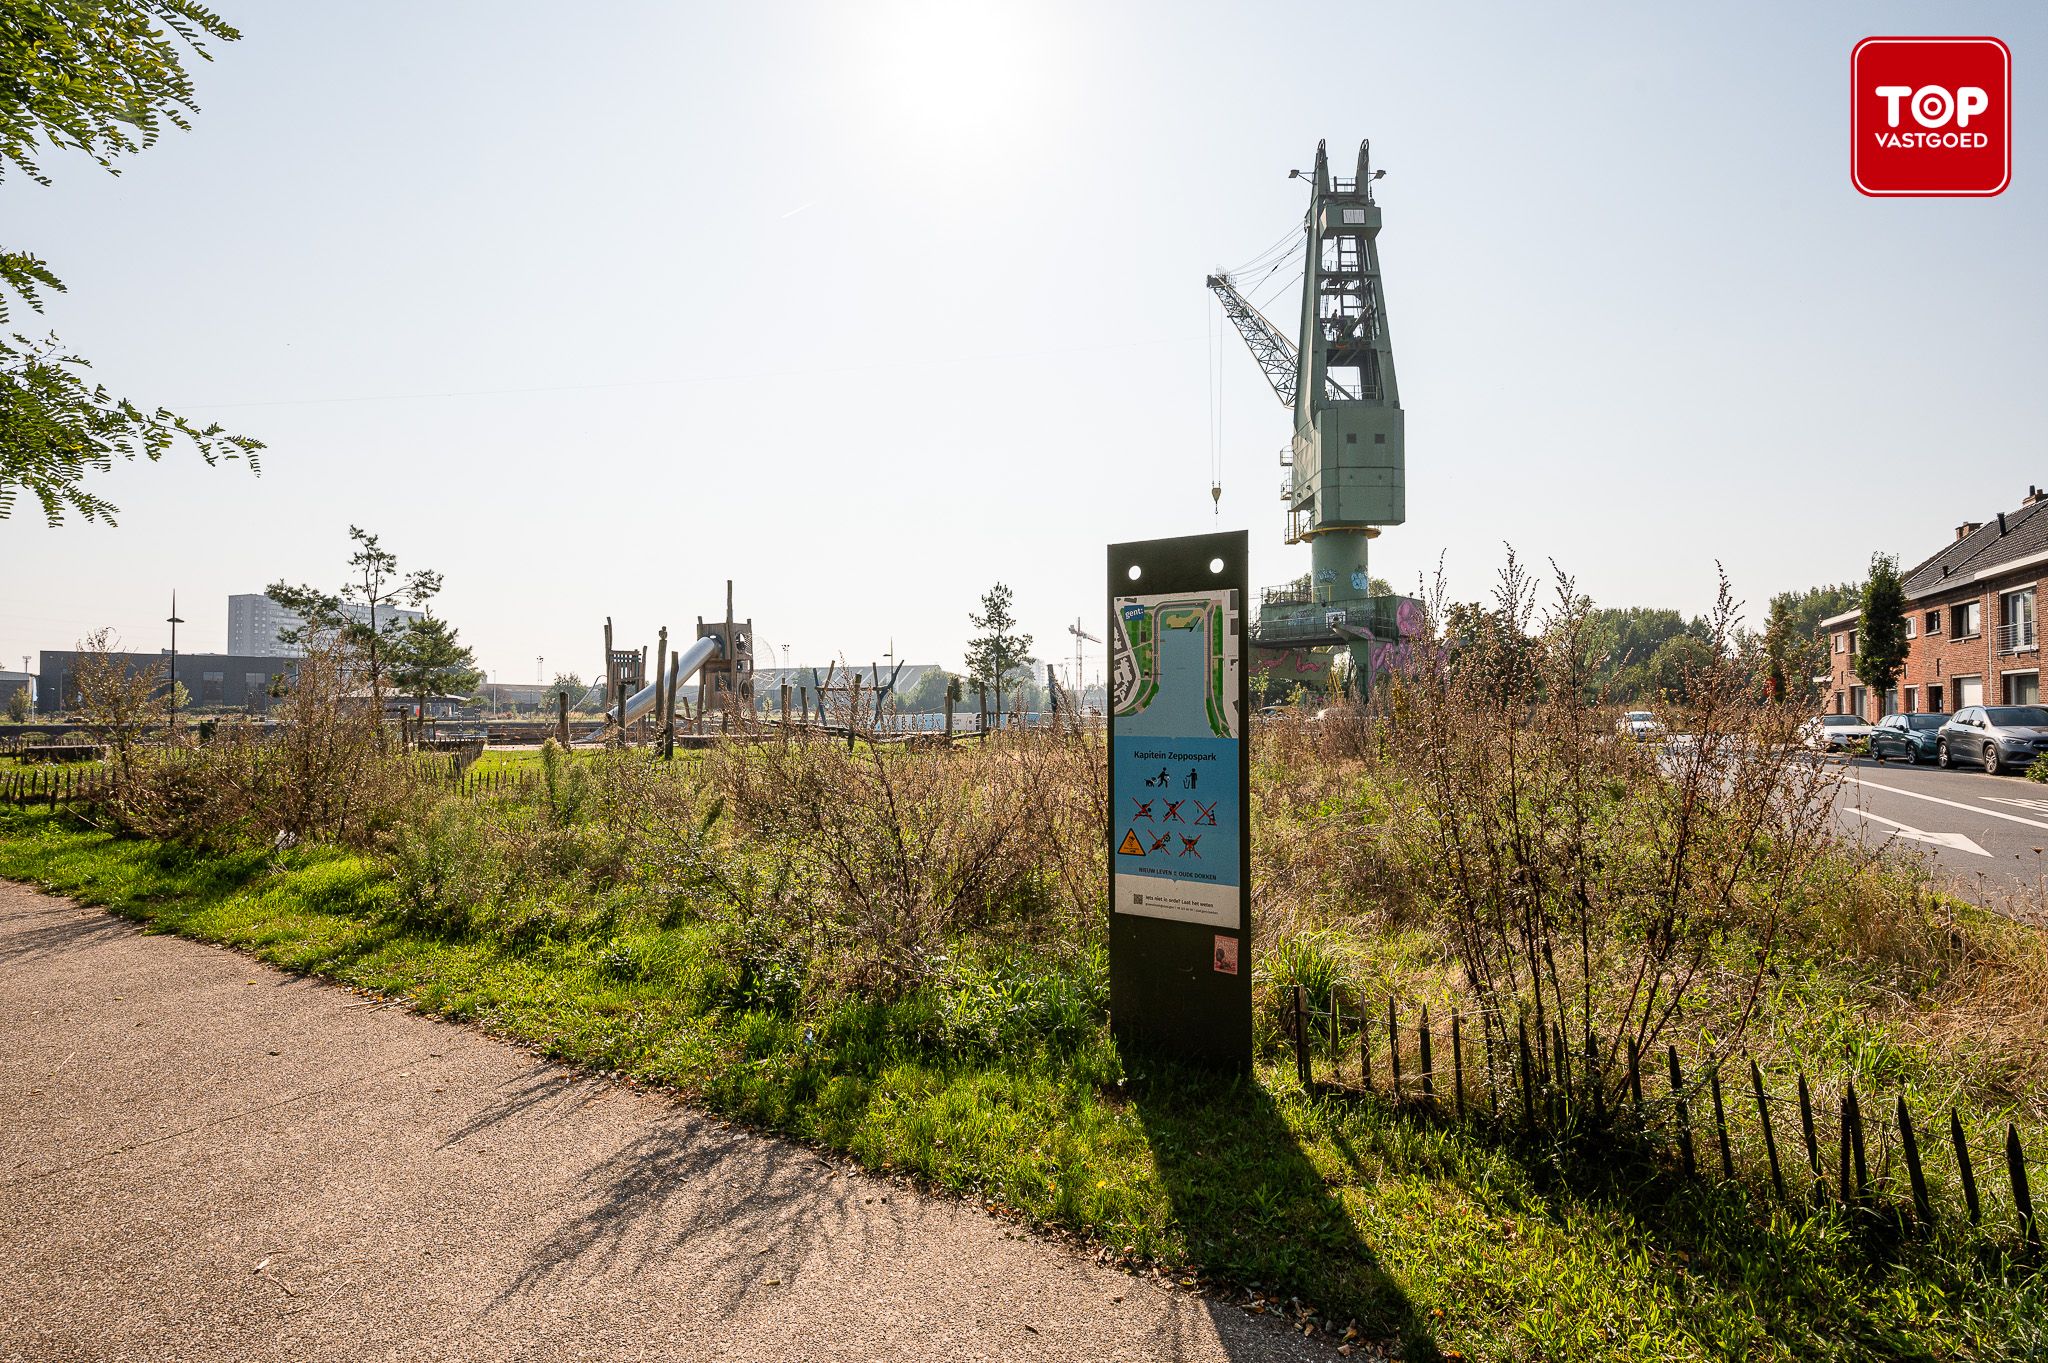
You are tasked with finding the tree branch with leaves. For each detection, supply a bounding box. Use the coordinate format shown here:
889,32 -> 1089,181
1,0 -> 262,525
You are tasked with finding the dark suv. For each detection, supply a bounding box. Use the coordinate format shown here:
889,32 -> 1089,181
1869,712 -> 1949,764
1936,705 -> 2048,774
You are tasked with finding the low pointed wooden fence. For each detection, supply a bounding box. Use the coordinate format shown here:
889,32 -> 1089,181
1287,985 -> 2039,1248
2,753 -> 540,806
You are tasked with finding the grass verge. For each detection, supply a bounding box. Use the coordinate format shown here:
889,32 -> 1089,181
2,804 -> 2041,1362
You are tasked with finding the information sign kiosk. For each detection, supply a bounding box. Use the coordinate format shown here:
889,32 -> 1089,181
1106,530 -> 1252,1071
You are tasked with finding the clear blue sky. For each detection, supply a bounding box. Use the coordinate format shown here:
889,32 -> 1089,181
5,1 -> 2045,687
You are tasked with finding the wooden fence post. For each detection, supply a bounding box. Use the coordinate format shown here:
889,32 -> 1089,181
1798,1073 -> 1824,1200
1898,1097 -> 1932,1227
1387,997 -> 1401,1096
2009,1123 -> 2036,1243
1752,1059 -> 1786,1202
1952,1110 -> 1981,1225
1292,985 -> 1310,1088
1708,1070 -> 1734,1181
1668,1047 -> 1696,1180
1451,1011 -> 1465,1121
1846,1083 -> 1870,1205
1419,1006 -> 1434,1107
1360,988 -> 1373,1092
1628,1037 -> 1643,1122
1516,1019 -> 1536,1129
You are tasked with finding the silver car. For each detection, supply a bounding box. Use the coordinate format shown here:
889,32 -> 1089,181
1936,705 -> 2048,775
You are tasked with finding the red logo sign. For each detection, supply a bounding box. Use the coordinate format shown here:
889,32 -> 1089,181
1853,37 -> 2011,197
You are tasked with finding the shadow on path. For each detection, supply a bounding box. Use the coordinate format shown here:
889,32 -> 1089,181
1128,1056 -> 1440,1362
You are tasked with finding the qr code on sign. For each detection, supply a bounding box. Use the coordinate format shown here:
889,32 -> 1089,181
1132,894 -> 1144,906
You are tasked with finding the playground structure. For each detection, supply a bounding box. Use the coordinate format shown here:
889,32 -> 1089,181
1209,138 -> 1425,700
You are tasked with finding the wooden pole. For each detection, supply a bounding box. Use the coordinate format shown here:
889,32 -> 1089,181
1952,1110 -> 1982,1224
1751,1059 -> 1785,1202
2009,1123 -> 2036,1243
1451,1011 -> 1464,1120
1419,1005 -> 1434,1106
653,627 -> 669,750
1798,1073 -> 1823,1199
1710,1069 -> 1735,1181
1898,1097 -> 1932,1226
1292,986 -> 1310,1088
1668,1047 -> 1695,1180
556,690 -> 569,747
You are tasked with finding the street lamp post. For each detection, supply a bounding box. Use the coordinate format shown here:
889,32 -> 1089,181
166,592 -> 185,737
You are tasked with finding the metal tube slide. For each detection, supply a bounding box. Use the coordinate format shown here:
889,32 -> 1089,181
573,634 -> 722,744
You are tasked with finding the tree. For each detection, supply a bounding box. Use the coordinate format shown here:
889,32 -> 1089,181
71,627 -> 161,785
964,583 -> 1033,724
1,1 -> 262,525
267,527 -> 443,714
6,684 -> 30,722
544,671 -> 587,714
388,613 -> 480,739
1854,553 -> 1910,721
1762,581 -> 1861,704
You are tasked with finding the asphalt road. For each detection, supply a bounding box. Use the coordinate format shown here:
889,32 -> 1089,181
1831,753 -> 2048,912
0,883 -> 1330,1363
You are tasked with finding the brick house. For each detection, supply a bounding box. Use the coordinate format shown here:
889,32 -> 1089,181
1822,487 -> 2048,719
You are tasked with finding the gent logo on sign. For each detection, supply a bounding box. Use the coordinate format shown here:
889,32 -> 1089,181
1852,37 -> 2010,197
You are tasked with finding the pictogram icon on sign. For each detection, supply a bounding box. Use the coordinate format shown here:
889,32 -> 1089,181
1118,829 -> 1145,856
1193,801 -> 1217,826
1150,832 -> 1172,853
1163,800 -> 1185,823
1179,834 -> 1202,857
1130,798 -> 1153,821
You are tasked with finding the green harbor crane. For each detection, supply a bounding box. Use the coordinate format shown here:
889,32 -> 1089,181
1208,138 -> 1410,698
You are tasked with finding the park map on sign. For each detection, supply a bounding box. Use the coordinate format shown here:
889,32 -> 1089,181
1109,591 -> 1241,928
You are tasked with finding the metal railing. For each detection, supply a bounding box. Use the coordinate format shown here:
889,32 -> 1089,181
1998,622 -> 2037,655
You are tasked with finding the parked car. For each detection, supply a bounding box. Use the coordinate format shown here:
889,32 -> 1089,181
1801,714 -> 1877,752
1616,710 -> 1665,740
1936,705 -> 2048,774
1868,712 -> 1950,764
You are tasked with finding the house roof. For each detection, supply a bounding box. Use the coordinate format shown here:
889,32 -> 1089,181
1901,496 -> 2048,599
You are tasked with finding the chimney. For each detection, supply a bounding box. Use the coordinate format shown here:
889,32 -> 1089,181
1998,512 -> 2009,535
2024,485 -> 2048,507
1956,522 -> 1982,541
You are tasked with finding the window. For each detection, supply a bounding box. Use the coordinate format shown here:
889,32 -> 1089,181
200,671 -> 223,704
1849,685 -> 1867,718
1926,611 -> 1941,635
1374,433 -> 1386,444
1956,601 -> 1982,638
2000,589 -> 2036,652
1904,686 -> 1918,712
1342,208 -> 1366,224
2004,671 -> 2041,705
1833,633 -> 1846,654
1906,615 -> 1917,639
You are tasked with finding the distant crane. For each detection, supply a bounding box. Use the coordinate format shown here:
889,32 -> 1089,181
535,655 -> 544,683
1067,618 -> 1101,701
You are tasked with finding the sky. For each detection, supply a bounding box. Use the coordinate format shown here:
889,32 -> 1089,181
5,1 -> 2046,689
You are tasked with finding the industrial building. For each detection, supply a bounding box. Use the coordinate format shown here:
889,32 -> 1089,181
226,593 -> 422,657
36,650 -> 298,715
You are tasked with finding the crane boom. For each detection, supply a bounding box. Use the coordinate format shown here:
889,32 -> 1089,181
1207,272 -> 1350,408
1206,273 -> 1298,407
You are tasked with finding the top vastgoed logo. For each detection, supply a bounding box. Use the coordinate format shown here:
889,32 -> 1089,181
1852,37 -> 2011,197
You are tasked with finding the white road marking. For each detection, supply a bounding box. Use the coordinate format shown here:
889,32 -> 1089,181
1987,795 -> 2048,817
1850,777 -> 2048,833
1847,808 -> 1990,856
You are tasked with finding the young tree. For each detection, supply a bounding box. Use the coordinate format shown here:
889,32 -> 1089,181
544,671 -> 587,713
964,583 -> 1033,724
1855,553 -> 1910,720
1763,581 -> 1861,705
72,627 -> 162,785
388,614 -> 481,741
6,684 -> 31,722
268,527 -> 444,715
1,1 -> 262,525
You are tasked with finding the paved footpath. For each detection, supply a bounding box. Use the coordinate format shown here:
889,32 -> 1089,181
0,883 -> 1324,1363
